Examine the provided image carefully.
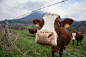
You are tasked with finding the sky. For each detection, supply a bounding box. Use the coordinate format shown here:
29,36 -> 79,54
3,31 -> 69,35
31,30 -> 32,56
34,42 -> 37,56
0,0 -> 86,21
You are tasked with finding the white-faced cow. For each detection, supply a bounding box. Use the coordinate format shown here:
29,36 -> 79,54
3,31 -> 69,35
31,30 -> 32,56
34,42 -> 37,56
33,13 -> 74,57
72,31 -> 84,46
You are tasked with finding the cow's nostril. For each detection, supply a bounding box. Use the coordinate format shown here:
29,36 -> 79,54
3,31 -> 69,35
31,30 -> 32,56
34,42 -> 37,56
48,34 -> 52,38
48,33 -> 54,41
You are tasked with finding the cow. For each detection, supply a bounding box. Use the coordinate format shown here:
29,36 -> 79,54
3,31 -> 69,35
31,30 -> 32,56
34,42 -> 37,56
9,30 -> 12,32
29,28 -> 37,36
72,31 -> 84,46
9,30 -> 16,34
32,13 -> 74,57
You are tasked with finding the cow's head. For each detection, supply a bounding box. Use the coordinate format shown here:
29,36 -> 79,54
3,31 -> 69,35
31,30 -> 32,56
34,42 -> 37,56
33,13 -> 74,46
72,33 -> 76,41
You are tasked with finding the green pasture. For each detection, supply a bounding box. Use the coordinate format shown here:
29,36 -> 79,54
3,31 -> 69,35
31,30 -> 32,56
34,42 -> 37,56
0,29 -> 86,57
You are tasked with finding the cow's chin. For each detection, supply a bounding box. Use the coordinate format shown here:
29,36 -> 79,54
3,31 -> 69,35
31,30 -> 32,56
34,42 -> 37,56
35,32 -> 56,47
38,43 -> 52,48
72,39 -> 76,41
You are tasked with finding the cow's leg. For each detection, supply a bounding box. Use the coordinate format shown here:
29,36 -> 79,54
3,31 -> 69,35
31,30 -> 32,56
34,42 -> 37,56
30,33 -> 31,36
59,46 -> 64,57
33,34 -> 34,36
51,50 -> 55,57
72,41 -> 74,45
80,40 -> 82,45
51,46 -> 55,57
77,40 -> 79,46
64,46 -> 66,53
33,33 -> 35,37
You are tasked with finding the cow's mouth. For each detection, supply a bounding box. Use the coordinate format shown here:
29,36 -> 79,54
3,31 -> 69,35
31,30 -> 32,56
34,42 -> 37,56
36,32 -> 54,45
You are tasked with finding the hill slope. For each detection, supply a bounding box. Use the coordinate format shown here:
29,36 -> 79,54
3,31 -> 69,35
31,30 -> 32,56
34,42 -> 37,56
0,11 -> 86,34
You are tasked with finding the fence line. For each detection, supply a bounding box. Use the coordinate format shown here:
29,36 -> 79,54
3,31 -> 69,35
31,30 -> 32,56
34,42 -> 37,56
0,24 -> 2,44
51,49 -> 77,57
5,19 -> 10,46
2,0 -> 77,57
14,38 -> 77,57
11,42 -> 26,56
14,0 -> 68,19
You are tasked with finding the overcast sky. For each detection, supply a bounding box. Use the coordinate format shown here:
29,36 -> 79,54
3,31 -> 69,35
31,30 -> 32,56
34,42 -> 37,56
0,0 -> 86,21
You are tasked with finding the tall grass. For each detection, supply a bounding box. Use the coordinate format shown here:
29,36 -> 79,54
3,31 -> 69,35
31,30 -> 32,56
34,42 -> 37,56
0,29 -> 86,57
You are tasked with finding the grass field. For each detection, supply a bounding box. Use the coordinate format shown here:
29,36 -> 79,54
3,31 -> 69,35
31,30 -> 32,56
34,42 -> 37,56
0,29 -> 86,57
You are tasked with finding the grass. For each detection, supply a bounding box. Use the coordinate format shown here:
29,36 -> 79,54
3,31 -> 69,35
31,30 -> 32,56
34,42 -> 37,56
0,29 -> 86,57
25,26 -> 33,29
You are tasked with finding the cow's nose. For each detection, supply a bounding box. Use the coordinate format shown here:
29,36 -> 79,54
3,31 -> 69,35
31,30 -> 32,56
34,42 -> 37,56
36,31 -> 54,45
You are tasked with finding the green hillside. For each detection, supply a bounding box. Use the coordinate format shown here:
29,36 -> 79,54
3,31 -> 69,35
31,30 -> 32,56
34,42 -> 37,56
0,29 -> 86,57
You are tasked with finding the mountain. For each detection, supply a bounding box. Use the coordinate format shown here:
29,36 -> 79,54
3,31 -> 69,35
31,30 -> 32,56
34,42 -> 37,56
0,11 -> 77,25
0,11 -> 47,25
0,11 -> 86,33
18,11 -> 47,21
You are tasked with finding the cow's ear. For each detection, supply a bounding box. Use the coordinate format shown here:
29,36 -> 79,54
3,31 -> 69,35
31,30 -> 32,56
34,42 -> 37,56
33,19 -> 41,27
61,18 -> 74,28
56,16 -> 61,22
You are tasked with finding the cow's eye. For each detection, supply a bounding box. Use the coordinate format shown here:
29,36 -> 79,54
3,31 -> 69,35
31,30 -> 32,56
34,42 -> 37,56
59,22 -> 61,24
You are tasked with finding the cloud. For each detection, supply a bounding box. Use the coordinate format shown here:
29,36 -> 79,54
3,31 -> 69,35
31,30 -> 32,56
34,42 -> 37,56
0,0 -> 86,21
0,0 -> 48,20
64,1 -> 86,21
43,0 -> 86,21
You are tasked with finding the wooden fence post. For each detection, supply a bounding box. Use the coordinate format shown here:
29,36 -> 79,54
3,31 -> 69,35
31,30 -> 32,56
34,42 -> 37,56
0,24 -> 2,34
5,19 -> 10,46
0,24 -> 2,44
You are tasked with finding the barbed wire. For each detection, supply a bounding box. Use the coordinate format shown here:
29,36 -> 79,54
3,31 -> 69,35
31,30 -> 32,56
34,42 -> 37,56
8,0 -> 77,57
11,39 -> 26,56
14,0 -> 68,19
13,38 -> 77,57
51,49 -> 77,57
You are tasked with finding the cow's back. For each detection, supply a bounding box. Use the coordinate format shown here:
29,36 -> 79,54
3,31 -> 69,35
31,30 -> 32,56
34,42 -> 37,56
75,32 -> 83,40
29,28 -> 37,34
58,27 -> 71,46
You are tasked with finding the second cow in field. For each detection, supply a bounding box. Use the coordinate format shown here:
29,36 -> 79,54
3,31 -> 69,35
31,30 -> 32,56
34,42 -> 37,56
72,31 -> 84,46
33,13 -> 74,57
29,28 -> 37,36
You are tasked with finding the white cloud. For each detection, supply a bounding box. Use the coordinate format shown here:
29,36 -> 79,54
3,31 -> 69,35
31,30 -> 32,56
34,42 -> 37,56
0,0 -> 61,20
0,0 -> 86,21
64,1 -> 86,21
0,0 -> 29,20
43,0 -> 86,21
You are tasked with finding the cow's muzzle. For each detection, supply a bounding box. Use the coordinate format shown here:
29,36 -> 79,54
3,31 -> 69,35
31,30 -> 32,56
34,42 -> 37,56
36,31 -> 54,45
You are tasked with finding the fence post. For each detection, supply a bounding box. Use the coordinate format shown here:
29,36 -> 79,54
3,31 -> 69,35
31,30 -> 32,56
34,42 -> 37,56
0,24 -> 2,44
5,19 -> 10,46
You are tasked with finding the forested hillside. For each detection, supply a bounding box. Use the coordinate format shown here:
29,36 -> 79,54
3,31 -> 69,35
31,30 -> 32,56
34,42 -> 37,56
68,21 -> 86,34
0,11 -> 86,34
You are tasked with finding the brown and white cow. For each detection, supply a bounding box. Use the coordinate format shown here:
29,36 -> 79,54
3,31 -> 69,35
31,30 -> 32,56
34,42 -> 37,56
29,28 -> 37,36
72,31 -> 84,46
33,13 -> 74,57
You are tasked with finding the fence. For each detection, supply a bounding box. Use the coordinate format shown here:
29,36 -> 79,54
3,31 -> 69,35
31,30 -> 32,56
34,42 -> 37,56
0,19 -> 78,57
0,0 -> 86,57
0,20 -> 86,57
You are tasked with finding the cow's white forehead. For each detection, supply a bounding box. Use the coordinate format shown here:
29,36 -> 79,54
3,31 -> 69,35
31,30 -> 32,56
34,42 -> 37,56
42,13 -> 59,31
72,33 -> 76,36
40,13 -> 59,46
43,13 -> 59,21
44,13 -> 60,17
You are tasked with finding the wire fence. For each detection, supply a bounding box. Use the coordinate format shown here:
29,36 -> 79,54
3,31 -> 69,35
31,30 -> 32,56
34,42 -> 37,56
0,24 -> 78,57
14,38 -> 77,57
14,0 -> 68,19
0,0 -> 85,57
